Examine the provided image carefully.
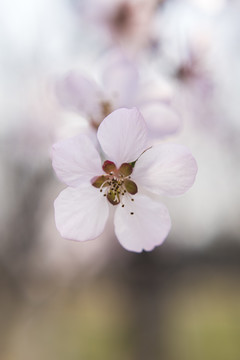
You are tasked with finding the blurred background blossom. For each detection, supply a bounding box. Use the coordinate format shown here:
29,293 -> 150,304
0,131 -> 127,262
1,0 -> 240,359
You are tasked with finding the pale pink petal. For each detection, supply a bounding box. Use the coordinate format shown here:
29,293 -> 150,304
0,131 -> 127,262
114,194 -> 171,252
54,184 -> 109,241
101,57 -> 139,108
133,144 -> 198,197
52,135 -> 103,187
97,108 -> 149,167
55,71 -> 102,118
140,102 -> 181,138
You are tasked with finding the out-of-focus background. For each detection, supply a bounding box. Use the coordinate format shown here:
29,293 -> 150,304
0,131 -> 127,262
1,0 -> 240,359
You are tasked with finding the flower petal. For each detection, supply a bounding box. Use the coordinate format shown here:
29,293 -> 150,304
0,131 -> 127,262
133,144 -> 198,197
114,194 -> 171,252
97,108 -> 149,167
52,135 -> 103,187
140,102 -> 181,138
54,184 -> 109,241
101,56 -> 139,108
55,71 -> 102,119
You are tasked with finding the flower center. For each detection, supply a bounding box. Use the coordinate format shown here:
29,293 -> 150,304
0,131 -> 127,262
101,101 -> 112,118
91,160 -> 137,212
111,2 -> 134,35
90,101 -> 113,130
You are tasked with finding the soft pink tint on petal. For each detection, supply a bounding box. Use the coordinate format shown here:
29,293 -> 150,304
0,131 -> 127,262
133,144 -> 198,197
52,135 -> 103,187
102,57 -> 139,108
55,71 -> 102,118
140,102 -> 181,138
54,184 -> 109,242
114,194 -> 171,252
97,108 -> 149,167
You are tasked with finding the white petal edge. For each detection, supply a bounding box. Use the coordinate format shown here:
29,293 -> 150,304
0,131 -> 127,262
133,144 -> 198,197
139,102 -> 181,138
54,184 -> 109,242
52,134 -> 103,187
114,194 -> 171,253
97,108 -> 149,168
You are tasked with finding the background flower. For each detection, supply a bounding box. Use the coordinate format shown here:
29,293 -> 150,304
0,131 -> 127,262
56,52 -> 181,140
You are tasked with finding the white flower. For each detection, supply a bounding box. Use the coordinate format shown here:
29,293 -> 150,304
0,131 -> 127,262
52,108 -> 197,252
80,0 -> 158,52
56,55 -> 180,139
